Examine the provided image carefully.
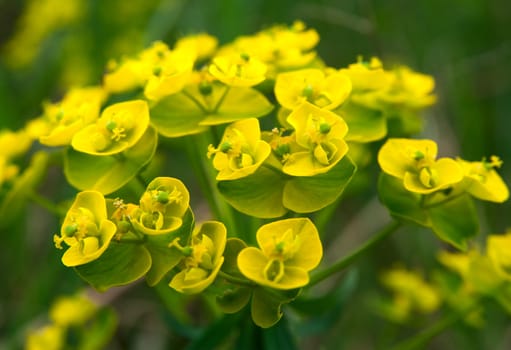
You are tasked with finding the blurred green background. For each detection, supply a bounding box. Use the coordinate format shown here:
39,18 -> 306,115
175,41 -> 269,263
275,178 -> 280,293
1,0 -> 510,349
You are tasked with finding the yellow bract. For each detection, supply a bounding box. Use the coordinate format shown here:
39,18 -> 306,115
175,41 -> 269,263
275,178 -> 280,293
456,156 -> 509,203
283,102 -> 349,176
38,86 -> 106,147
274,68 -> 352,110
71,99 -> 149,155
209,53 -> 267,87
25,324 -> 64,350
488,232 -> 511,280
378,138 -> 463,194
54,191 -> 117,267
208,118 -> 271,180
339,57 -> 390,92
174,33 -> 218,61
169,221 -> 226,294
237,218 -> 322,290
49,293 -> 97,326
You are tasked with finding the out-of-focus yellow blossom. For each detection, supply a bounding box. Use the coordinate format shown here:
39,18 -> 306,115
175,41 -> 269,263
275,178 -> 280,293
283,102 -> 349,176
38,86 -> 106,147
54,191 -> 117,267
274,68 -> 352,110
207,118 -> 271,180
0,129 -> 32,158
49,293 -> 97,326
132,177 -> 190,235
209,53 -> 267,87
3,0 -> 84,68
456,156 -> 509,203
488,232 -> 511,280
103,58 -> 149,93
237,218 -> 322,290
169,221 -> 226,294
144,47 -> 196,100
378,138 -> 463,194
174,33 -> 218,61
71,100 -> 149,155
381,267 -> 441,321
25,324 -> 64,350
339,56 -> 390,91
0,156 -> 19,187
217,21 -> 319,76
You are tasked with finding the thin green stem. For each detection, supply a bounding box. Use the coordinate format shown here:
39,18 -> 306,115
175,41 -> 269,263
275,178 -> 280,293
308,220 -> 401,286
182,89 -> 209,114
114,237 -> 146,245
391,300 -> 482,350
28,191 -> 66,217
212,85 -> 231,113
218,271 -> 255,287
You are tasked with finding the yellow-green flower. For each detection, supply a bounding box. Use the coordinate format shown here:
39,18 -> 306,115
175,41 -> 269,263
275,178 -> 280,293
71,100 -> 149,155
283,102 -> 349,176
487,232 -> 511,280
339,56 -> 390,92
26,324 -> 64,350
378,138 -> 463,194
208,118 -> 271,180
274,68 -> 352,110
456,156 -> 509,203
131,177 -> 190,235
237,218 -> 322,290
49,293 -> 97,326
169,221 -> 226,294
38,86 -> 106,147
209,52 -> 267,87
54,191 -> 117,267
144,47 -> 196,101
174,33 -> 218,61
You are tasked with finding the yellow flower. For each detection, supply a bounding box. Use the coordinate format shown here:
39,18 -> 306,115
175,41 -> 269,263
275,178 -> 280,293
71,100 -> 149,155
487,232 -> 511,280
456,156 -> 509,203
26,324 -> 64,350
378,138 -> 463,194
174,33 -> 218,61
274,68 -> 352,110
209,52 -> 267,87
208,118 -> 271,180
49,293 -> 97,326
283,102 -> 349,176
169,221 -> 226,294
53,191 -> 117,267
38,86 -> 106,147
339,56 -> 390,91
237,218 -> 322,290
131,177 -> 190,235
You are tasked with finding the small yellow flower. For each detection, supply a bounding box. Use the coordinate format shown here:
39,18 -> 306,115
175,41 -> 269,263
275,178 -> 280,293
49,293 -> 97,326
339,56 -> 390,91
237,218 -> 322,290
378,138 -> 463,194
25,324 -> 64,350
174,33 -> 218,61
275,68 -> 352,110
487,232 -> 511,280
71,100 -> 149,155
54,191 -> 117,267
209,52 -> 267,87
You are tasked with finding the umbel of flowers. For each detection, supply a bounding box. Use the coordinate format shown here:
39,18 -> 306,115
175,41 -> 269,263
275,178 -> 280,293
3,20 -> 508,342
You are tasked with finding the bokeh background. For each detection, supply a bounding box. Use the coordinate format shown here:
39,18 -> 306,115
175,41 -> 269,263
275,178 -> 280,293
1,0 -> 510,349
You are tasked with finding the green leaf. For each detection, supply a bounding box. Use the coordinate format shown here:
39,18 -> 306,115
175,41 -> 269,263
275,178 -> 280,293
0,151 -> 49,228
378,173 -> 430,226
251,288 -> 285,328
74,242 -> 151,291
216,286 -> 252,314
218,166 -> 287,218
149,92 -> 208,137
64,126 -> 157,195
144,208 -> 195,286
186,313 -> 243,350
428,194 -> 479,251
283,156 -> 356,213
262,316 -> 299,350
200,87 -> 274,125
221,238 -> 248,277
78,307 -> 118,350
337,102 -> 387,142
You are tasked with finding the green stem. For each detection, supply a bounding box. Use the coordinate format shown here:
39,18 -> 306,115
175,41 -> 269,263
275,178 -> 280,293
115,237 -> 146,244
182,89 -> 209,114
391,300 -> 482,350
308,220 -> 401,286
421,191 -> 465,209
27,191 -> 66,217
218,271 -> 255,287
212,85 -> 231,113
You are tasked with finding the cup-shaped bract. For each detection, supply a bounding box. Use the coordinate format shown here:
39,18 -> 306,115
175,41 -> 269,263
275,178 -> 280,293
144,47 -> 196,101
169,221 -> 226,294
283,102 -> 349,176
39,86 -> 106,147
209,52 -> 267,87
208,118 -> 271,180
237,218 -> 322,290
131,177 -> 190,235
378,138 -> 463,194
274,68 -> 351,110
54,191 -> 117,267
456,156 -> 509,203
71,100 -> 150,156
